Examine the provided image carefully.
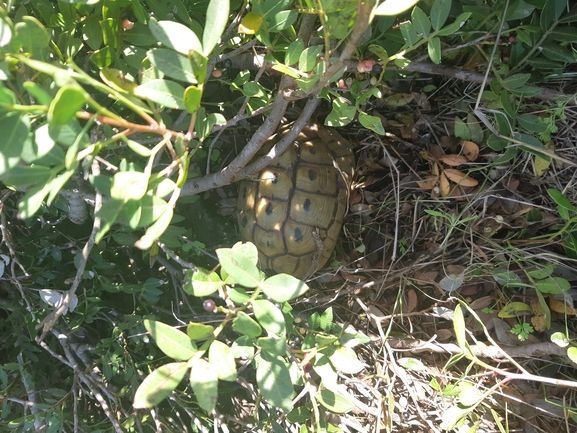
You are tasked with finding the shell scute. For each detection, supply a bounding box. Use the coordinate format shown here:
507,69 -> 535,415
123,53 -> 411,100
237,123 -> 354,279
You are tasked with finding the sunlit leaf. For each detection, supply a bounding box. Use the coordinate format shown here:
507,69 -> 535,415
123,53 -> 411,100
133,362 -> 188,409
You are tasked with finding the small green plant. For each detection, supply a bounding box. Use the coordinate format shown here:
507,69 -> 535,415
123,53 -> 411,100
133,242 -> 369,430
510,322 -> 534,341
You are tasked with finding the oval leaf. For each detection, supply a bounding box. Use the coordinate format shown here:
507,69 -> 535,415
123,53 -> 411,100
133,362 -> 188,409
190,358 -> 219,412
144,319 -> 197,360
260,274 -> 309,303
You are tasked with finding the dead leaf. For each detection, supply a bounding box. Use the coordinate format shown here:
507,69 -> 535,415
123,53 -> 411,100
530,298 -> 547,332
431,161 -> 440,176
439,154 -> 468,166
534,141 -> 555,177
469,296 -> 493,310
439,136 -> 460,151
436,329 -> 453,341
503,177 -> 520,192
406,289 -> 418,313
461,140 -> 480,161
440,172 -> 450,196
417,175 -> 438,190
549,298 -> 577,316
444,168 -> 479,187
414,271 -> 438,284
384,93 -> 413,107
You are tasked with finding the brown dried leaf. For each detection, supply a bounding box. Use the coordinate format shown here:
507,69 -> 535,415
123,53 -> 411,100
405,289 -> 418,313
549,298 -> 577,316
503,177 -> 520,192
414,270 -> 438,284
530,298 -> 547,332
437,329 -> 453,341
429,144 -> 445,159
417,175 -> 438,190
461,140 -> 480,161
431,161 -> 440,176
439,154 -> 468,166
444,168 -> 479,187
440,172 -> 451,196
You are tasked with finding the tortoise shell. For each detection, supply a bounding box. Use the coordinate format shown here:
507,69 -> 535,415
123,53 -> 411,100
237,123 -> 354,279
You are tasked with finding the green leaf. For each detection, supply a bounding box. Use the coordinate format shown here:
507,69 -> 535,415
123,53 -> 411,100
431,0 -> 452,31
190,358 -> 219,412
436,12 -> 472,36
454,117 -> 469,140
251,299 -> 286,336
82,15 -> 103,50
329,347 -> 365,374
535,276 -> 570,295
135,79 -> 186,110
184,86 -> 202,113
541,44 -> 576,63
285,39 -> 304,65
397,357 -> 428,371
374,0 -> 420,15
231,335 -> 255,359
400,21 -> 419,46
0,112 -> 27,175
209,340 -> 238,381
517,114 -> 548,133
133,362 -> 188,409
260,274 -> 309,303
90,46 -> 114,68
368,44 -> 389,62
149,18 -> 202,56
17,180 -> 53,219
232,311 -> 262,337
110,171 -> 149,202
14,16 -> 50,57
256,353 -> 294,413
498,302 -> 532,318
184,268 -> 223,296
316,390 -> 354,414
187,322 -> 214,341
1,165 -> 51,188
325,97 -> 355,127
0,17 -> 13,48
298,45 -> 323,72
547,189 -> 577,214
268,10 -> 298,32
239,12 -> 263,34
147,48 -> 198,84
47,86 -> 87,126
412,7 -> 431,37
500,91 -> 516,118
428,36 -> 441,64
136,208 -> 174,250
549,26 -> 577,42
502,73 -> 531,90
203,0 -> 229,55
358,113 -> 385,135
144,319 -> 197,361
194,109 -> 226,140
216,246 -> 261,288
256,336 -> 286,357
453,305 -> 473,357
567,347 -> 577,364
540,0 -> 565,32
227,287 -> 251,304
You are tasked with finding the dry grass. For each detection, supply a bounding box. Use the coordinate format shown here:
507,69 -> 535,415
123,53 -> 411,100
302,75 -> 577,432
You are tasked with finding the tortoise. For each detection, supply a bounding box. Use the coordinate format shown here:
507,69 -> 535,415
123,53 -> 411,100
237,123 -> 355,279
